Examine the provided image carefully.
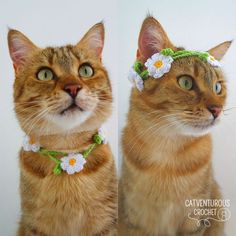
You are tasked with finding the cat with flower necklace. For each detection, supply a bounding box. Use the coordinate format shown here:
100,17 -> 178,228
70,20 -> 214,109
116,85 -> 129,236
119,16 -> 231,236
8,23 -> 117,235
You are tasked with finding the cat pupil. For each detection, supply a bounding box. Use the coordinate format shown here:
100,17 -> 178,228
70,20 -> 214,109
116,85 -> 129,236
44,72 -> 47,78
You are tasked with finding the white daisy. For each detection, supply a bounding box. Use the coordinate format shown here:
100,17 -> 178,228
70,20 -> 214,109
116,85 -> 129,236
98,126 -> 108,144
207,55 -> 221,67
128,68 -> 144,92
60,153 -> 86,175
145,53 -> 174,79
23,135 -> 40,152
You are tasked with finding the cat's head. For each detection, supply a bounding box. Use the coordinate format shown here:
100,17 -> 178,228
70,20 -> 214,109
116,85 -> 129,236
8,23 -> 112,136
132,16 -> 232,137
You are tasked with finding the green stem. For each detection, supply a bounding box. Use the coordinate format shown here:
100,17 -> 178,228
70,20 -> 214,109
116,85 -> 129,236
83,143 -> 97,158
36,133 -> 104,175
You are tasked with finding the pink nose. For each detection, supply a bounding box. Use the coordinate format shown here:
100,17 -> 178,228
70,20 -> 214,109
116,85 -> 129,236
64,84 -> 82,98
208,106 -> 222,119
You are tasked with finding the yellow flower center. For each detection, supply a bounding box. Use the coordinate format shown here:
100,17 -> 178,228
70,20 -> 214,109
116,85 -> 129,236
210,56 -> 215,61
69,158 -> 76,166
29,137 -> 36,145
154,60 -> 163,68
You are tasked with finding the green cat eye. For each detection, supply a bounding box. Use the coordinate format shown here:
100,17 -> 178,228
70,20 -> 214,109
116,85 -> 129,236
79,64 -> 94,78
37,68 -> 54,81
178,75 -> 193,90
213,82 -> 222,94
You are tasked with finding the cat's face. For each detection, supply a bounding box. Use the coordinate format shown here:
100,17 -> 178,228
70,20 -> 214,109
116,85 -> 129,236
8,23 -> 112,135
133,17 -> 231,137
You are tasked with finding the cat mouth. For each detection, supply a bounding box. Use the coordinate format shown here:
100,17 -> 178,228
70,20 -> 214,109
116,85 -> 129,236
192,117 -> 220,129
177,118 -> 220,136
60,102 -> 84,115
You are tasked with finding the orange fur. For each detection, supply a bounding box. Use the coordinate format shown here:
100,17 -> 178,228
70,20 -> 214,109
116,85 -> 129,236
119,17 -> 231,236
8,23 -> 117,235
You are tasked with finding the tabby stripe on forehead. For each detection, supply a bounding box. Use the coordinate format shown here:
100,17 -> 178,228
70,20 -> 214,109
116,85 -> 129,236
67,47 -> 79,62
62,47 -> 70,58
213,68 -> 220,80
193,62 -> 199,77
47,48 -> 55,65
204,66 -> 214,87
195,60 -> 213,87
69,47 -> 81,60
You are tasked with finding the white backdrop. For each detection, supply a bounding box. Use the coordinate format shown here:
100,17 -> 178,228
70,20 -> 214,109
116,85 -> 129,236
0,0 -> 118,235
1,0 -> 236,235
118,0 -> 236,235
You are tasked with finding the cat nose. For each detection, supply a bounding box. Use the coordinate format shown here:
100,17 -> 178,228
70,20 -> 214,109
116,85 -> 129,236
207,106 -> 222,119
64,84 -> 82,98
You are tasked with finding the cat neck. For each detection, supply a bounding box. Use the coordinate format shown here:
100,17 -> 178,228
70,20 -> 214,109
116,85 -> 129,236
34,130 -> 97,153
123,106 -> 211,167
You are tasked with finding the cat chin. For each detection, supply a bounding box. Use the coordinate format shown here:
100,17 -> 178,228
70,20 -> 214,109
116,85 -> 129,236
47,110 -> 92,131
169,115 -> 221,137
177,122 -> 220,137
178,125 -> 213,137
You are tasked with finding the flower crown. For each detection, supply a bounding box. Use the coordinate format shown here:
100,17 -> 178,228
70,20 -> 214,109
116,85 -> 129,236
128,48 -> 221,91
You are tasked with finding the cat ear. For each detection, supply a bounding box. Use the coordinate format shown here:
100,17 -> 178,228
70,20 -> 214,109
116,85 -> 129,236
77,22 -> 104,58
208,41 -> 232,61
8,29 -> 38,71
138,16 -> 175,61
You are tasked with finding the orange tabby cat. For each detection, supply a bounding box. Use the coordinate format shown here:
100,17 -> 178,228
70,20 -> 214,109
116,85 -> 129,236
8,23 -> 117,236
119,17 -> 231,236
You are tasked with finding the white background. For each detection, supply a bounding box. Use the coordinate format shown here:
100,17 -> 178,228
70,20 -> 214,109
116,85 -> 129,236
1,0 -> 236,235
118,0 -> 236,235
0,0 -> 118,235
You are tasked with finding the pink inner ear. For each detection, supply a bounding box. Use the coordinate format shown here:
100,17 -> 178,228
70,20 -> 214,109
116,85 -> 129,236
139,33 -> 159,61
88,34 -> 103,56
88,29 -> 104,57
138,25 -> 165,62
9,38 -> 29,69
8,33 -> 37,70
80,25 -> 104,58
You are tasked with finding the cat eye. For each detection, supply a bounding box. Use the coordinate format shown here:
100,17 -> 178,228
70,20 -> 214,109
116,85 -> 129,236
37,68 -> 54,81
213,82 -> 222,94
79,64 -> 94,78
178,75 -> 193,90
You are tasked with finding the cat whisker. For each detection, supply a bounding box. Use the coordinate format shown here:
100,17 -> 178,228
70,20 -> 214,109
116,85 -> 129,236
136,120 -> 181,156
126,113 -> 184,155
223,107 -> 236,115
24,108 -> 50,135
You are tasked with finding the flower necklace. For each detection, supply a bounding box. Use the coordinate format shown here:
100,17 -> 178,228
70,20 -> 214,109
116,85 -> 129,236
128,48 -> 221,91
22,127 -> 107,175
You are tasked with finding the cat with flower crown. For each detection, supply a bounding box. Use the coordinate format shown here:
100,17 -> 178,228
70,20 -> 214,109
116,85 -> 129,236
8,23 -> 117,235
119,16 -> 231,236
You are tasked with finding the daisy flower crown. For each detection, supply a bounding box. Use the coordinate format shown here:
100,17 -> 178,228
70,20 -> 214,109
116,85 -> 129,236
128,48 -> 221,91
22,127 -> 107,175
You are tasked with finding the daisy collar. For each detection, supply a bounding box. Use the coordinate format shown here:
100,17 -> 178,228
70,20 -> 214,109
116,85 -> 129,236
22,127 -> 107,175
128,48 -> 221,91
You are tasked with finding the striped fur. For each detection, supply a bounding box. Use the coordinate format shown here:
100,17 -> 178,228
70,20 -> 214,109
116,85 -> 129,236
119,17 -> 231,236
8,23 -> 117,236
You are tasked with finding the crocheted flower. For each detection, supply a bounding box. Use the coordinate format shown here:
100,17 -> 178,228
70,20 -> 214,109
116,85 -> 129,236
60,153 -> 86,175
207,55 -> 221,67
98,126 -> 108,144
23,135 -> 40,152
145,53 -> 173,79
128,68 -> 144,92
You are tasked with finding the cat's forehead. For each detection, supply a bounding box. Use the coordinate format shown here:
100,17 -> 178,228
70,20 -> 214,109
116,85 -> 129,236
40,46 -> 79,72
173,57 -> 224,86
